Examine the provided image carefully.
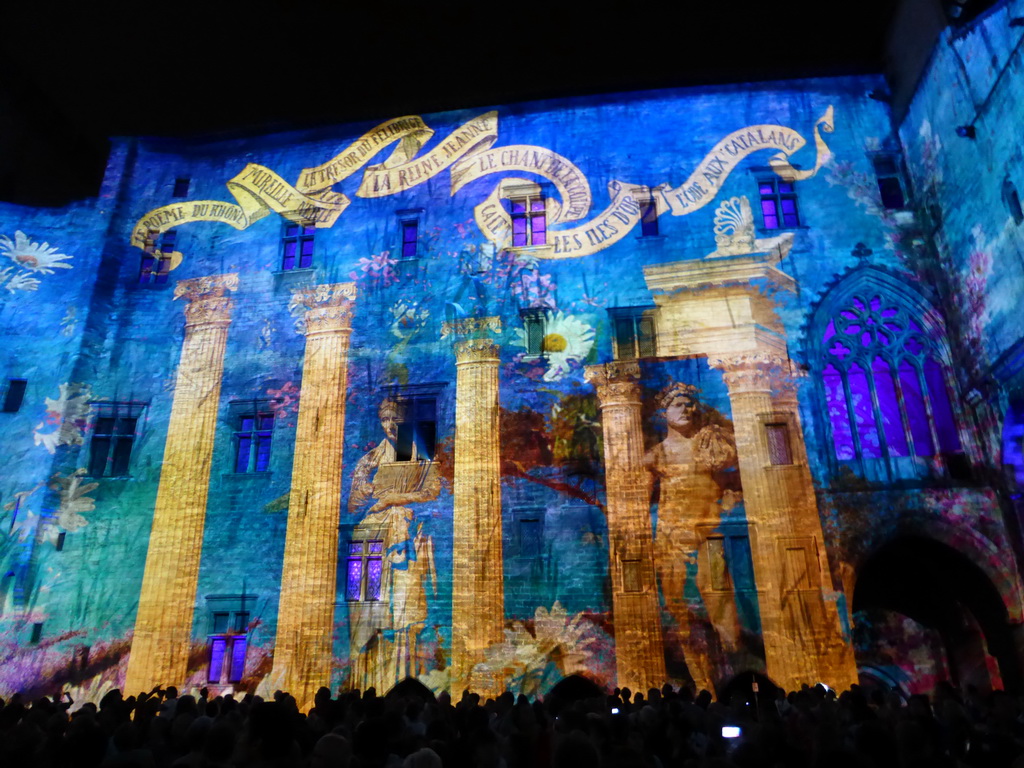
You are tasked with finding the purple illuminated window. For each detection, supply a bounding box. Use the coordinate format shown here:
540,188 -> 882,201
510,195 -> 546,247
282,223 -> 315,270
401,220 -> 418,258
347,540 -> 384,601
234,409 -> 274,473
209,637 -> 227,682
820,291 -> 964,472
228,637 -> 247,683
758,179 -> 799,229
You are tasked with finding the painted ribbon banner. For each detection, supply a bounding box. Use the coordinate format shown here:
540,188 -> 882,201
658,106 -> 834,216
450,145 -> 592,224
357,112 -> 499,197
129,166 -> 349,250
298,115 -> 435,194
129,105 -> 835,262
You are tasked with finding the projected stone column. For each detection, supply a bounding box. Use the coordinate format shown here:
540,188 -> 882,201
125,273 -> 238,694
272,283 -> 356,711
708,353 -> 857,691
450,324 -> 503,696
585,361 -> 667,692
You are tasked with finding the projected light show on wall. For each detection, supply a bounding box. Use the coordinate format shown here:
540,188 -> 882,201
2,1 -> 1024,719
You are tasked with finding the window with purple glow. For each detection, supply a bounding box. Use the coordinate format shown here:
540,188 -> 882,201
758,178 -> 799,229
401,219 -> 418,259
510,195 -> 546,247
819,291 -> 964,473
234,410 -> 274,473
346,540 -> 383,601
282,223 -> 315,270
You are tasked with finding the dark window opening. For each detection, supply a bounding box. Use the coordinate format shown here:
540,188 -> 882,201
393,396 -> 437,461
173,178 -> 191,198
639,196 -> 659,237
30,622 -> 42,644
520,517 -> 542,558
88,403 -> 144,477
1004,178 -> 1024,225
872,155 -> 906,210
56,532 -> 66,551
2,378 -> 27,412
611,309 -> 656,360
521,309 -> 546,356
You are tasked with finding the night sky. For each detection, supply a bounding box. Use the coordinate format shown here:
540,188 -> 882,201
0,2 -> 902,204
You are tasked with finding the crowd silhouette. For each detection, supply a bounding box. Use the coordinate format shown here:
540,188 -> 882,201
2,678 -> 1023,768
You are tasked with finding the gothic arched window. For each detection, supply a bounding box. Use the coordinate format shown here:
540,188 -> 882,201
815,274 -> 967,481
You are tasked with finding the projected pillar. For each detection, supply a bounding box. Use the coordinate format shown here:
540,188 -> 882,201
708,353 -> 856,690
272,283 -> 356,711
126,273 -> 238,694
644,217 -> 858,691
585,361 -> 667,692
450,326 -> 503,695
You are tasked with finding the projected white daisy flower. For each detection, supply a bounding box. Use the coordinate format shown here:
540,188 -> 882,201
513,310 -> 595,382
0,231 -> 74,274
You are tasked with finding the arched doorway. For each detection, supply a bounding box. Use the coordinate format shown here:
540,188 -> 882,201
853,536 -> 1020,694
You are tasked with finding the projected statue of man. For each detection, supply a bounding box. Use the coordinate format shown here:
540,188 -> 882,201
643,383 -> 740,693
347,397 -> 438,693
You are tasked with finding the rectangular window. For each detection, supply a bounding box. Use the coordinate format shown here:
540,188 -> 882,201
622,559 -> 642,593
173,178 -> 191,198
766,423 -> 793,465
519,517 -> 542,558
228,636 -> 247,682
758,179 -> 799,229
872,155 -> 906,210
639,196 -> 659,237
212,612 -> 229,634
2,378 -> 27,412
205,594 -> 254,683
346,540 -> 384,601
282,223 -> 315,270
139,230 -> 174,285
707,537 -> 729,591
780,540 -> 819,591
209,637 -> 227,682
401,219 -> 418,259
393,395 -> 437,462
56,532 -> 66,551
234,408 -> 274,473
88,402 -> 145,477
521,309 -> 546,357
30,622 -> 42,644
510,194 -> 546,247
610,308 -> 656,360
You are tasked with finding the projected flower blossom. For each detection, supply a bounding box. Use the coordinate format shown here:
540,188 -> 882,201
0,231 -> 74,274
513,311 -> 595,382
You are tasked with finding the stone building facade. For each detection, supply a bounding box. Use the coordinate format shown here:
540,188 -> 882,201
2,1 -> 1024,705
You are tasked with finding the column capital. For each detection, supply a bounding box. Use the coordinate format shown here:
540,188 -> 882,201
175,273 -> 239,327
454,337 -> 499,363
293,282 -> 357,336
441,316 -> 502,339
707,352 -> 804,393
585,361 -> 642,406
